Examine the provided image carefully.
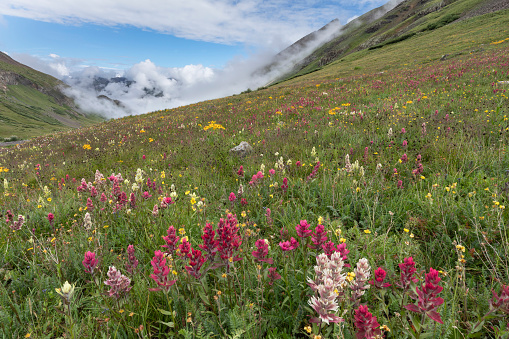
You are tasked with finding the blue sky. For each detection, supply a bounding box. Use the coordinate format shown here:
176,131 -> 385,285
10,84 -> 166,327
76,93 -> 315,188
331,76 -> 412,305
0,0 -> 393,70
0,0 -> 397,116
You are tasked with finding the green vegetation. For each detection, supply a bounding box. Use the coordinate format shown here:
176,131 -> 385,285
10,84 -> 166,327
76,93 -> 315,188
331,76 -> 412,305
0,54 -> 104,140
0,6 -> 509,339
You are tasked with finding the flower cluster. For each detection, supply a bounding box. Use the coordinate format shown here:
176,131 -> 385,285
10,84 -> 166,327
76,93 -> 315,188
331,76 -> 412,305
307,252 -> 346,324
150,250 -> 176,292
350,258 -> 371,306
252,239 -> 273,264
404,267 -> 444,323
125,245 -> 139,275
104,266 -> 132,299
82,251 -> 99,274
354,305 -> 381,339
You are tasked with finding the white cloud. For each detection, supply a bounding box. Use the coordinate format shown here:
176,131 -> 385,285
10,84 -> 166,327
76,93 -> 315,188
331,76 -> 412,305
1,0 -> 354,47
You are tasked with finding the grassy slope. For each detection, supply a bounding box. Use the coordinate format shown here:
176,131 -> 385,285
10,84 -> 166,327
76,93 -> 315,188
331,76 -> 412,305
0,8 -> 508,338
278,0 -> 503,82
0,55 -> 104,140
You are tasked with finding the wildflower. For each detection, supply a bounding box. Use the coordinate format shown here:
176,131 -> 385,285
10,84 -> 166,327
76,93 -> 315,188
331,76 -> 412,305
104,266 -> 132,299
229,192 -> 236,202
354,305 -> 381,339
47,213 -> 55,227
307,161 -> 321,181
185,248 -> 206,279
197,223 -> 217,261
364,230 -> 371,234
490,284 -> 509,315
279,237 -> 299,251
403,140 -> 408,147
296,219 -> 312,238
178,238 -> 191,256
83,212 -> 92,230
152,204 -> 159,216
82,251 -> 99,274
125,245 -> 139,275
397,180 -> 403,189
336,242 -> 350,267
162,226 -> 180,255
369,267 -> 391,288
350,258 -> 371,306
55,281 -> 75,303
10,215 -> 25,231
267,267 -> 281,285
310,224 -> 328,249
307,252 -> 345,325
404,267 -> 444,323
237,165 -> 244,177
281,177 -> 288,193
396,257 -> 419,292
150,250 -> 176,292
252,239 -> 273,264
86,198 -> 94,212
216,214 -> 242,269
400,153 -> 408,163
265,208 -> 273,225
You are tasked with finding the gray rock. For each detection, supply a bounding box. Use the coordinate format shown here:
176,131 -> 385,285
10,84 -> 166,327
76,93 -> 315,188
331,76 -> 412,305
229,141 -> 253,157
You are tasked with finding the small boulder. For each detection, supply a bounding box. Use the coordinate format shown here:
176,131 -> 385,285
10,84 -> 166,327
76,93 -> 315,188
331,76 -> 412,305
229,141 -> 253,158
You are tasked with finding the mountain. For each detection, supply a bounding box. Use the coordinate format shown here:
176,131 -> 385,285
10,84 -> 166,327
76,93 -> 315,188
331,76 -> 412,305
273,0 -> 509,82
0,52 -> 103,140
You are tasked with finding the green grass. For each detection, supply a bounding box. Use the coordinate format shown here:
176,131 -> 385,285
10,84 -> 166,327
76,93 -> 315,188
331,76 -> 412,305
0,9 -> 509,339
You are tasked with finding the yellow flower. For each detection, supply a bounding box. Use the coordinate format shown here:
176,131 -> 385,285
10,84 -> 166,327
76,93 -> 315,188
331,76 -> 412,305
25,333 -> 31,338
304,325 -> 312,334
119,309 -> 124,313
340,237 -> 346,243
241,211 -> 247,218
364,229 -> 371,234
83,144 -> 92,150
318,216 -> 324,225
420,176 -> 425,180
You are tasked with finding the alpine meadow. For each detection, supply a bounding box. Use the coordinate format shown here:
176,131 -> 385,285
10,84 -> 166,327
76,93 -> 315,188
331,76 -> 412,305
1,1 -> 509,338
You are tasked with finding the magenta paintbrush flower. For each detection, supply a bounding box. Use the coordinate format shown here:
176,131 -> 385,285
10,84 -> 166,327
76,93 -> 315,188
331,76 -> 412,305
252,239 -> 273,264
82,251 -> 98,274
295,219 -> 312,238
369,267 -> 391,288
150,250 -> 176,292
354,305 -> 381,339
279,237 -> 299,251
404,267 -> 444,324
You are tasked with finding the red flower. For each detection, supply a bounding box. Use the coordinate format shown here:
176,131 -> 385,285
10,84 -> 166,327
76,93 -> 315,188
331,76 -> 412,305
199,222 -> 218,260
295,219 -> 312,238
404,267 -> 444,324
228,192 -> 236,202
150,250 -> 176,292
186,248 -> 206,279
82,251 -> 99,274
252,239 -> 273,264
369,267 -> 391,288
161,225 -> 180,255
279,237 -> 299,251
309,224 -> 328,249
237,165 -> 244,177
267,267 -> 281,285
490,284 -> 509,315
354,305 -> 381,339
396,257 -> 418,291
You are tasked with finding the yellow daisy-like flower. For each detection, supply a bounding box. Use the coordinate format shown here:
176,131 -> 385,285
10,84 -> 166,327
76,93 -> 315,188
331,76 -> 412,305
364,229 -> 371,234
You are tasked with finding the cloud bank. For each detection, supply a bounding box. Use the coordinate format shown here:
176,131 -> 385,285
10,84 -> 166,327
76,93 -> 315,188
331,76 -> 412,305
1,0 -> 388,47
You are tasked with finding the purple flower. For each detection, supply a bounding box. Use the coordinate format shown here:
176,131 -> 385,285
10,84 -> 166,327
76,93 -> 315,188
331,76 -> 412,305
125,245 -> 139,275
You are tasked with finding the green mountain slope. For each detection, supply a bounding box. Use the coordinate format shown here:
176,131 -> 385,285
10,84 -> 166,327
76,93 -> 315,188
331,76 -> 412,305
0,52 -> 103,140
276,0 -> 509,82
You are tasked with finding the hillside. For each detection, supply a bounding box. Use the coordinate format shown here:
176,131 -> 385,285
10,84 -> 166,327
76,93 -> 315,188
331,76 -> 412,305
0,52 -> 103,140
0,4 -> 508,337
275,0 -> 509,82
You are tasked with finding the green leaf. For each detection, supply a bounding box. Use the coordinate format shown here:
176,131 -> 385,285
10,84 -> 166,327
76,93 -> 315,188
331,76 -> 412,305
157,308 -> 174,316
157,320 -> 175,328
